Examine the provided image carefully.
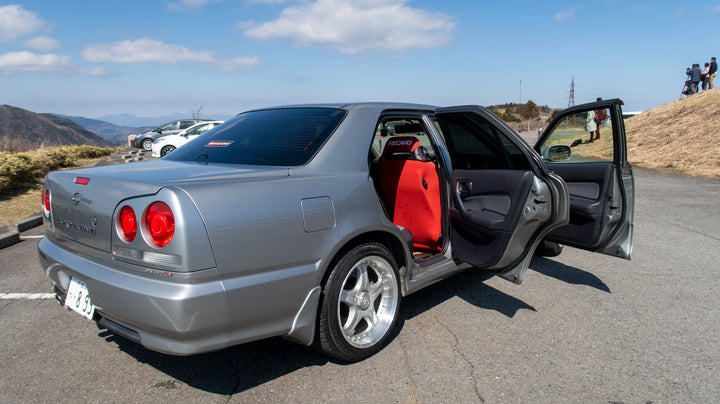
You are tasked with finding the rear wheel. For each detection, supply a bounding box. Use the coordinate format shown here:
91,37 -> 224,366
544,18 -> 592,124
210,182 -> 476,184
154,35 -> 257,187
315,243 -> 400,362
160,145 -> 176,156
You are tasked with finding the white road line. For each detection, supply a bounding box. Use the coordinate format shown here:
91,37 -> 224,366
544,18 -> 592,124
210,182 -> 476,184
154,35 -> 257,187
0,293 -> 55,300
20,235 -> 45,239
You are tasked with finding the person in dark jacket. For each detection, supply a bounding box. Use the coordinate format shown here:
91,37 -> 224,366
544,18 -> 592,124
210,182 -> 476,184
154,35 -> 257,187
709,57 -> 717,89
688,64 -> 701,94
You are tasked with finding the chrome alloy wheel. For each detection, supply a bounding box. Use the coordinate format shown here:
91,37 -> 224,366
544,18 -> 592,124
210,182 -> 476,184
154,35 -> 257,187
337,255 -> 399,348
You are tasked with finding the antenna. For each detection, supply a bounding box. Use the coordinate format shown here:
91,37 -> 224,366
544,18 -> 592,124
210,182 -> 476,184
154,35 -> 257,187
568,77 -> 575,107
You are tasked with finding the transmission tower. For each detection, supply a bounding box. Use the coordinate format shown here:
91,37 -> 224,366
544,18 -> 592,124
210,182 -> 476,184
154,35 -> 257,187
568,77 -> 575,108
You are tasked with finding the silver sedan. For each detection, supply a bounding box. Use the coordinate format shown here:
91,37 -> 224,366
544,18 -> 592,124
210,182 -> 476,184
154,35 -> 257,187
38,100 -> 633,362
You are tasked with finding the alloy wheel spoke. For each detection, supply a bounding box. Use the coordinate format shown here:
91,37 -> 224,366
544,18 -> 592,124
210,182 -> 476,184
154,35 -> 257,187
342,306 -> 361,333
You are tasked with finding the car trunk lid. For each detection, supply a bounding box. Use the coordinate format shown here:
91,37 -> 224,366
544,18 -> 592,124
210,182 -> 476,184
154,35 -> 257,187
46,160 -> 289,253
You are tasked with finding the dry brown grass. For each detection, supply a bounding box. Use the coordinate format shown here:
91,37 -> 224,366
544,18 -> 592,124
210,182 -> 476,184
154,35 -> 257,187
625,88 -> 720,177
0,154 -> 108,228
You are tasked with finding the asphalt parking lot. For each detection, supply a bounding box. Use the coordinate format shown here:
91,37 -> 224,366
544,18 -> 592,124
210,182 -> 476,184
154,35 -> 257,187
1,163 -> 719,403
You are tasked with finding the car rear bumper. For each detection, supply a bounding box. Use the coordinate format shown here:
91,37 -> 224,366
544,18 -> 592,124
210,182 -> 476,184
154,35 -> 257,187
37,237 -> 229,355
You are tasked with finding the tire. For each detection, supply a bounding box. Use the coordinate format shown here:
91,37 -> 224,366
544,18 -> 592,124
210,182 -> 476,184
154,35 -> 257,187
315,242 -> 400,362
534,240 -> 563,257
141,139 -> 153,151
160,145 -> 176,157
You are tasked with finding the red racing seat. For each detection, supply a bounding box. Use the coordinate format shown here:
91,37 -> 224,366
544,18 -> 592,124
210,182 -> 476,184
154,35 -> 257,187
379,136 -> 442,251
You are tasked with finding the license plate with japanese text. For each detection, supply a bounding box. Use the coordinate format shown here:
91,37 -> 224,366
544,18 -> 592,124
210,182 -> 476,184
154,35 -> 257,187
65,278 -> 95,320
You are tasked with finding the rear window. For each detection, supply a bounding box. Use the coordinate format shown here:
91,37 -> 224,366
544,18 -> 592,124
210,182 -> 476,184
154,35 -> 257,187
165,108 -> 347,166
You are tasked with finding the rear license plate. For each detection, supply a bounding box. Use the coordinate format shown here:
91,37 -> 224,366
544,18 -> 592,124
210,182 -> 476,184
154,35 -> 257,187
65,278 -> 95,320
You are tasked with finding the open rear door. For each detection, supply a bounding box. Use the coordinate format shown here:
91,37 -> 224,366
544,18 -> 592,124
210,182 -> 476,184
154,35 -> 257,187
534,99 -> 634,259
435,107 -> 569,284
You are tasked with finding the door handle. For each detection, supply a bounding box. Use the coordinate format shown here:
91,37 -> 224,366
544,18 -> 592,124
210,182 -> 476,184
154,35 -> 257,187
457,180 -> 472,197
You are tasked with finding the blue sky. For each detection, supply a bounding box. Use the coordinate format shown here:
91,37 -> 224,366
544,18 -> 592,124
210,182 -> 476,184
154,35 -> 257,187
1,0 -> 718,119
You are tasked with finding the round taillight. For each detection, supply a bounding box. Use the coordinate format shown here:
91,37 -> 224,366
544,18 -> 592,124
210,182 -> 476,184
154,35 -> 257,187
119,205 -> 137,242
145,202 -> 175,248
43,189 -> 51,217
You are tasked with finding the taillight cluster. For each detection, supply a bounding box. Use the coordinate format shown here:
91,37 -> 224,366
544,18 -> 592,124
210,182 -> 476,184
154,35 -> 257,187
42,188 -> 51,218
116,201 -> 175,248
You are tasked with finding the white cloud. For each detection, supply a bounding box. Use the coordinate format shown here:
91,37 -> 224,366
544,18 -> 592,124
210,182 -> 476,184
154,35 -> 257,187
83,38 -> 216,64
0,50 -> 108,75
212,56 -> 265,71
23,36 -> 60,51
242,0 -> 455,55
553,8 -> 576,22
0,4 -> 46,42
82,38 -> 264,71
710,5 -> 720,13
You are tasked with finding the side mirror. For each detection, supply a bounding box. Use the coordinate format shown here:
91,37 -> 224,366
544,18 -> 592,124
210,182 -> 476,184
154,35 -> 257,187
541,144 -> 571,161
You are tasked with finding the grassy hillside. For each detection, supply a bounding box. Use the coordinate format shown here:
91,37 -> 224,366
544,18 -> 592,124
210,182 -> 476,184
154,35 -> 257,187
625,88 -> 720,178
0,105 -> 115,152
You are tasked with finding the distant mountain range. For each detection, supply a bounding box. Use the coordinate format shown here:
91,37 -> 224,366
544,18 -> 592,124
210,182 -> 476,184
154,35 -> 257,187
52,114 -> 153,144
0,105 -> 116,152
0,105 -> 235,152
97,112 -> 235,127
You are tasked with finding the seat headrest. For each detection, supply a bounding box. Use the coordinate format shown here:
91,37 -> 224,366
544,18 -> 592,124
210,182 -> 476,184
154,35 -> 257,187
381,136 -> 432,162
383,136 -> 420,154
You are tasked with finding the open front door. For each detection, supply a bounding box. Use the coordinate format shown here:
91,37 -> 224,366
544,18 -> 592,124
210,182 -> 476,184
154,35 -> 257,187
435,107 -> 569,284
534,98 -> 634,259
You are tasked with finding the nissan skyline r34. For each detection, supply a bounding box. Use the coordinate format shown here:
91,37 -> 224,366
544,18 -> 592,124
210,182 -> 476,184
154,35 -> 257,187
38,99 -> 633,362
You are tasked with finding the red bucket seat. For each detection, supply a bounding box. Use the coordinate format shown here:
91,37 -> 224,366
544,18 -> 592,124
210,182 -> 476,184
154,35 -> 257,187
379,136 -> 442,251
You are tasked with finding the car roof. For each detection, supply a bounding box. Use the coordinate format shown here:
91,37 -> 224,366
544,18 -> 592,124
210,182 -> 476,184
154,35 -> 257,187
243,102 -> 440,114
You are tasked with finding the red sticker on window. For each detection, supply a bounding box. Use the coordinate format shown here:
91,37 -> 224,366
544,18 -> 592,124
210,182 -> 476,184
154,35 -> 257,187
205,140 -> 234,148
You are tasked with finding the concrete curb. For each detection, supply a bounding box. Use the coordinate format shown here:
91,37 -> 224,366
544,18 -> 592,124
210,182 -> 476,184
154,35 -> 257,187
0,213 -> 43,249
0,230 -> 20,249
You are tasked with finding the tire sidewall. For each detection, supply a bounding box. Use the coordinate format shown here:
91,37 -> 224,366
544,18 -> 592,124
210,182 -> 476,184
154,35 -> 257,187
317,242 -> 400,362
161,146 -> 175,156
142,139 -> 153,151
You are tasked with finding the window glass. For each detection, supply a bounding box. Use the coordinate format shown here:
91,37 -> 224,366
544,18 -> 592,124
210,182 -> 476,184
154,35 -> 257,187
166,108 -> 346,166
370,118 -> 436,162
438,113 -> 529,170
186,123 -> 209,136
180,121 -> 195,129
538,108 -> 614,163
159,121 -> 179,131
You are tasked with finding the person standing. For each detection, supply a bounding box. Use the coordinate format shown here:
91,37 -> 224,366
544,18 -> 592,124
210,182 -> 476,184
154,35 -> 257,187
688,64 -> 701,94
585,110 -> 597,142
592,97 -> 607,141
709,57 -> 717,89
701,62 -> 710,91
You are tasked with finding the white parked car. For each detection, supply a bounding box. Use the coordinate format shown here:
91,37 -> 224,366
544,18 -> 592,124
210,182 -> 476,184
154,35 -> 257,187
151,120 -> 224,157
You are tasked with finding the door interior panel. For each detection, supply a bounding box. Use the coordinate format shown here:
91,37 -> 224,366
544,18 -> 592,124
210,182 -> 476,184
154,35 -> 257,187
450,169 -> 534,267
546,163 -> 615,246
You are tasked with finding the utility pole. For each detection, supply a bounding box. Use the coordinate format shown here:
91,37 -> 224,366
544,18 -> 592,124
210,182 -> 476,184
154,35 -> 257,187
568,77 -> 575,108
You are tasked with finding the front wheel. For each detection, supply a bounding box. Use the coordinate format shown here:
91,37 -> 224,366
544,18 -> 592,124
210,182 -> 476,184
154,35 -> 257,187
534,240 -> 563,257
315,243 -> 400,362
141,139 -> 153,151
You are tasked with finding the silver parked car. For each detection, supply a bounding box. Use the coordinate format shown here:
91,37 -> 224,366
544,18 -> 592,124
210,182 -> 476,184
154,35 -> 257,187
38,100 -> 633,362
132,119 -> 210,151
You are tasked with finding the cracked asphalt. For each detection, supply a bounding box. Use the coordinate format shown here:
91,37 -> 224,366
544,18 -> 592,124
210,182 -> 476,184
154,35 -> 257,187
1,167 -> 719,403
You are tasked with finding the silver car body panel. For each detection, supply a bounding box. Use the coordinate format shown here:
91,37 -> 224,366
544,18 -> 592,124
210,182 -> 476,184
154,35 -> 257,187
38,101 -> 633,355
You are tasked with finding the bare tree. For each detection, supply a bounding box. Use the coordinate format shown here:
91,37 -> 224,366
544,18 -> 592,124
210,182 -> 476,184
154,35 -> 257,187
191,106 -> 203,120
